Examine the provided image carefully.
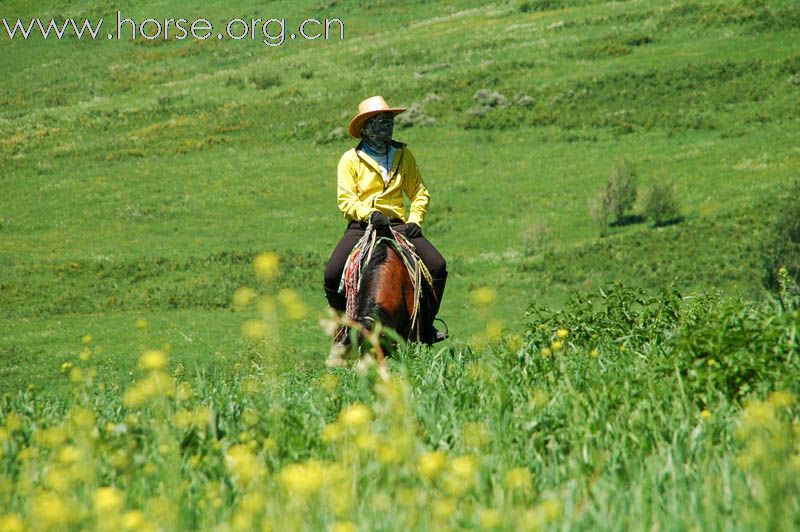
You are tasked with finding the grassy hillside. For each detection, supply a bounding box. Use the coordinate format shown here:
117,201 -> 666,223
2,0 -> 799,393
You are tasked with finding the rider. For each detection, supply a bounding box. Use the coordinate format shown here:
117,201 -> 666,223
323,95 -> 448,345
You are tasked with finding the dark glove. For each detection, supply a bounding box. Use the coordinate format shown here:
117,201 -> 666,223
370,211 -> 390,230
405,222 -> 422,238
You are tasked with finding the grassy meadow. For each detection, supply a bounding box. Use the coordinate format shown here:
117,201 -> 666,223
1,0 -> 800,529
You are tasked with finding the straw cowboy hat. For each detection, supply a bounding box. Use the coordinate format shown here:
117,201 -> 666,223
347,95 -> 406,138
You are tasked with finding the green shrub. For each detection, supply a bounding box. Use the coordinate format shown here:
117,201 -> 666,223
643,181 -> 680,226
249,73 -> 282,90
520,222 -> 549,256
607,160 -> 638,223
588,186 -> 612,237
762,178 -> 800,292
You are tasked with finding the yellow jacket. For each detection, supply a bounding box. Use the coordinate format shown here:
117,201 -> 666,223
337,141 -> 430,225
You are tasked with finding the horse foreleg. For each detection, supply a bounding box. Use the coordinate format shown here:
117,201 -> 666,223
363,318 -> 389,380
373,337 -> 389,380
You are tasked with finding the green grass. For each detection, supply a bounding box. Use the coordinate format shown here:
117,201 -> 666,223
1,0 -> 800,527
1,284 -> 798,530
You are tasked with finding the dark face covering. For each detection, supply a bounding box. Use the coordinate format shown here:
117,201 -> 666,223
360,113 -> 394,154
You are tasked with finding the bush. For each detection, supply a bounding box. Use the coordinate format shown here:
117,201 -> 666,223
643,181 -> 680,226
588,186 -> 612,237
249,73 -> 281,90
607,160 -> 638,223
520,222 -> 549,256
762,178 -> 800,292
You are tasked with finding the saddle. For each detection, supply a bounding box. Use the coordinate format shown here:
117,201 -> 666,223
338,226 -> 437,343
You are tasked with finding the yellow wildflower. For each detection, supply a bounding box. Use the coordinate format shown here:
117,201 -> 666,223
377,445 -> 401,464
505,467 -> 533,491
225,444 -> 264,485
135,318 -> 148,333
241,319 -> 268,341
121,510 -> 146,530
529,390 -> 548,409
470,286 -> 497,308
94,486 -> 124,513
37,426 -> 67,448
485,319 -> 503,341
257,295 -> 276,315
58,445 -> 82,465
339,403 -> 371,429
450,455 -> 477,480
263,437 -> 278,454
556,328 -> 568,339
82,334 -> 92,344
418,451 -> 447,480
139,349 -> 167,371
551,340 -> 563,351
31,492 -> 74,529
253,252 -> 279,281
320,373 -> 339,394
464,422 -> 490,449
432,498 -> 456,520
321,422 -> 343,443
241,492 -> 266,514
175,381 -> 194,402
279,460 -> 325,497
479,508 -> 502,529
242,408 -> 260,428
278,288 -> 307,320
0,514 -> 24,532
330,522 -> 356,532
355,432 -> 379,452
700,409 -> 712,421
232,287 -> 256,310
768,390 -> 795,409
539,498 -> 563,521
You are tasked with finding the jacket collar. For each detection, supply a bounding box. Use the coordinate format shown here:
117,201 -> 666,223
355,139 -> 405,174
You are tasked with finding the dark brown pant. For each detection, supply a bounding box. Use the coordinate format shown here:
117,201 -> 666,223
323,220 -> 447,312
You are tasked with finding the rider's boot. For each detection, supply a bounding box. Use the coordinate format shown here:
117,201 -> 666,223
431,273 -> 448,343
324,287 -> 351,362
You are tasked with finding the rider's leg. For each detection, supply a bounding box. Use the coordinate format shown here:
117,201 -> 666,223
323,223 -> 366,312
324,223 -> 366,350
404,232 -> 448,339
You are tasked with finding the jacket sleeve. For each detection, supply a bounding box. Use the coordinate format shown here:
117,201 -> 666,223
337,151 -> 374,222
401,149 -> 430,226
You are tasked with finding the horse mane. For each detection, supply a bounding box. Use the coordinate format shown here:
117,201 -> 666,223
356,237 -> 395,328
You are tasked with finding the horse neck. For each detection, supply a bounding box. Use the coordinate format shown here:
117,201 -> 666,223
357,242 -> 412,332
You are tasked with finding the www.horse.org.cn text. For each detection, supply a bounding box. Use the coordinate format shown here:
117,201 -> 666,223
1,11 -> 346,47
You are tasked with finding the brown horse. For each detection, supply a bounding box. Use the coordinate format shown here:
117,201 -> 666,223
328,226 -> 436,373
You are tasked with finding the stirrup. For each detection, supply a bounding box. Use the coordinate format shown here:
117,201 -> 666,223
332,325 -> 351,348
432,318 -> 449,343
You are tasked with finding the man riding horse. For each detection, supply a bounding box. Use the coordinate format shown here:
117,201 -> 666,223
323,95 -> 448,350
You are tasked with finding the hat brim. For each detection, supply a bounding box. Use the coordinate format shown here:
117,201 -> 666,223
348,108 -> 406,138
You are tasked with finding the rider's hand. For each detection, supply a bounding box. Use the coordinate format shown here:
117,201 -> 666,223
370,211 -> 390,230
405,223 -> 422,238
